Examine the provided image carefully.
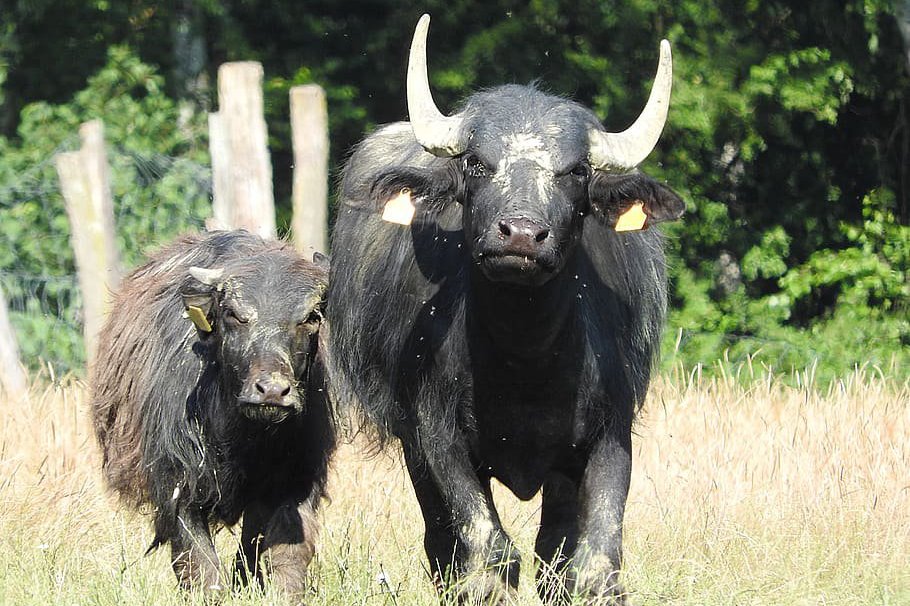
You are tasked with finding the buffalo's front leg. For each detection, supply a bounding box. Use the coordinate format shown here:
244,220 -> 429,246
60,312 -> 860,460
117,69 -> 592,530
403,440 -> 520,605
236,496 -> 319,600
534,472 -> 581,604
567,429 -> 633,605
169,505 -> 223,594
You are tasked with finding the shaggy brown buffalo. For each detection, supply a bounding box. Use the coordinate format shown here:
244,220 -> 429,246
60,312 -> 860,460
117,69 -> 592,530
91,231 -> 334,599
326,15 -> 683,605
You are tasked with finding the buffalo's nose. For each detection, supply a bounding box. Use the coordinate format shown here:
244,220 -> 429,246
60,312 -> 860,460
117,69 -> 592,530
497,217 -> 551,255
254,375 -> 293,403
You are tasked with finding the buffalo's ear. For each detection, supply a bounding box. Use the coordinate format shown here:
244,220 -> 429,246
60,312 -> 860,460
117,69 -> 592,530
371,164 -> 463,216
588,171 -> 684,230
179,267 -> 224,336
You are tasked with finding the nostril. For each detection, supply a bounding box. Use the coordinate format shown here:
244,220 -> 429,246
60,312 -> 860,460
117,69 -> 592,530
280,385 -> 291,397
535,229 -> 550,243
255,382 -> 266,394
498,220 -> 512,237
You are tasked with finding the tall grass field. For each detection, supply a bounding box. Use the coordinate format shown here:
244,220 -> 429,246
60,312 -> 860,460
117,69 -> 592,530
0,365 -> 907,605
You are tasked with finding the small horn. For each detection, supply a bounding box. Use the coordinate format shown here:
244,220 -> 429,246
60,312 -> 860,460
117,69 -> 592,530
407,14 -> 468,157
188,266 -> 224,287
588,40 -> 673,171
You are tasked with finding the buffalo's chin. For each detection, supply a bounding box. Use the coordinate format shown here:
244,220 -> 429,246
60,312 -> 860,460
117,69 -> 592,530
238,401 -> 300,424
479,254 -> 556,286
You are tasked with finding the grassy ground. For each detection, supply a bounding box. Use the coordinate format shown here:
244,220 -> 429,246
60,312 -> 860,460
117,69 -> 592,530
0,365 -> 907,605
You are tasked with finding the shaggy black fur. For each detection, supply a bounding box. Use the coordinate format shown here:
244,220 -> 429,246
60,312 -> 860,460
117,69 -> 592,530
327,84 -> 683,605
91,231 -> 335,599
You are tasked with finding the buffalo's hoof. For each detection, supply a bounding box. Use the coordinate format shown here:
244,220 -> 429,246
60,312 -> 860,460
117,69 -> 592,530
559,560 -> 630,606
440,536 -> 521,605
446,563 -> 522,605
450,571 -> 514,605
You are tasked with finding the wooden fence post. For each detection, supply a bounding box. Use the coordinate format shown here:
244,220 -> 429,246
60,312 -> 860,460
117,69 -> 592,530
0,284 -> 27,398
208,61 -> 276,238
56,119 -> 122,363
290,84 -> 329,255
207,111 -> 231,230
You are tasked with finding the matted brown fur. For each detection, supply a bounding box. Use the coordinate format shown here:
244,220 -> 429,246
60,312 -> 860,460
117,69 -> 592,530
90,230 -> 335,596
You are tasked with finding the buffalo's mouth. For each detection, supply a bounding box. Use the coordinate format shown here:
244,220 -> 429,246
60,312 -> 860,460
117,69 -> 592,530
477,252 -> 557,286
237,396 -> 302,423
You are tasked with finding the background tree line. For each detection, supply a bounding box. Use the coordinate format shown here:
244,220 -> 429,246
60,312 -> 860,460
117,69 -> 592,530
0,0 -> 907,384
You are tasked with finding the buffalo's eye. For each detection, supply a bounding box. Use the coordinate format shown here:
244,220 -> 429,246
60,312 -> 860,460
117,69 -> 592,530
568,162 -> 590,179
223,308 -> 248,327
463,154 -> 490,179
298,310 -> 322,330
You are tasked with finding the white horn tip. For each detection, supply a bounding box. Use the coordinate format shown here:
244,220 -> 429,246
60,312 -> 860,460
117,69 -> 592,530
659,40 -> 672,71
410,15 -> 431,56
415,14 -> 431,37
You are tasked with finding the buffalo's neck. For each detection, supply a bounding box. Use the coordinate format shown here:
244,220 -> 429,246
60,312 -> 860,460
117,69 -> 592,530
468,264 -> 578,361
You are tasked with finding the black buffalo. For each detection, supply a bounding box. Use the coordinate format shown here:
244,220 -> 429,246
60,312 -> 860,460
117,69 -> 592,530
91,231 -> 335,599
326,15 -> 684,605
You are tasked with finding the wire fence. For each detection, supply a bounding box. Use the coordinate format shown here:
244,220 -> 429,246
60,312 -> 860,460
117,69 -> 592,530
1,144 -> 212,375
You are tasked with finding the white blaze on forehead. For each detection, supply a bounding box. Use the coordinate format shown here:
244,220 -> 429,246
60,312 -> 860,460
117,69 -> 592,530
502,133 -> 552,169
492,132 -> 556,203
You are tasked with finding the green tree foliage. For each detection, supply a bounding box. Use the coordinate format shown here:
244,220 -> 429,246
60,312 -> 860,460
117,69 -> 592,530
652,1 -> 909,381
0,1 -> 906,382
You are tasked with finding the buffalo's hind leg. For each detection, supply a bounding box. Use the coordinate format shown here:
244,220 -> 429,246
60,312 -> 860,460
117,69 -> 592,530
235,496 -> 319,601
168,505 -> 223,594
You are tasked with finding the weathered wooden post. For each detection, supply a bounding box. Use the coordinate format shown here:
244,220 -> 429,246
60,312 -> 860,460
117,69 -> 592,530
208,61 -> 276,238
290,84 -> 329,255
56,119 -> 122,363
207,111 -> 231,231
0,284 -> 27,399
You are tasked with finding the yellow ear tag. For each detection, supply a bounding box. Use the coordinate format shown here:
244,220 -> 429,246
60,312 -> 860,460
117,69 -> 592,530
614,202 -> 648,232
381,188 -> 416,225
185,305 -> 212,332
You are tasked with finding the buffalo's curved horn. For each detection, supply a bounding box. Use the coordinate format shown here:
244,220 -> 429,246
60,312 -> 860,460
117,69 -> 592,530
588,40 -> 673,171
407,14 -> 468,157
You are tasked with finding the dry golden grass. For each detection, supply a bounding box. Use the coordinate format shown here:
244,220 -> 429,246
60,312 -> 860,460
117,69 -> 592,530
0,366 -> 907,604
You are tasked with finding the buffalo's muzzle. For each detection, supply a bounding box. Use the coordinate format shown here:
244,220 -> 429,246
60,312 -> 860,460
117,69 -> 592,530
238,372 -> 302,422
477,216 -> 557,286
497,217 -> 551,257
